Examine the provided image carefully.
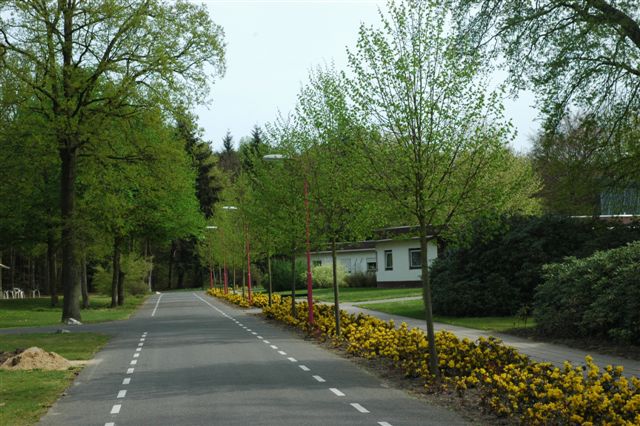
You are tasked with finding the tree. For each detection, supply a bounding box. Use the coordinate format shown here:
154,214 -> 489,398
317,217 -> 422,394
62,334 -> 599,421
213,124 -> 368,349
177,112 -> 227,219
293,66 -> 387,335
0,0 -> 225,321
219,130 -> 241,176
346,0 -> 526,379
78,107 -> 204,304
240,125 -> 266,175
455,0 -> 640,136
531,114 -> 606,215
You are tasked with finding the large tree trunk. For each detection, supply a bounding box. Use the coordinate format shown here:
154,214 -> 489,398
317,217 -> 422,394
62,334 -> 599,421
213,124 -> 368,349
241,266 -> 245,298
47,240 -> 58,306
10,248 -> 15,288
81,254 -> 89,308
177,267 -> 185,289
290,252 -> 297,317
111,236 -> 122,308
146,240 -> 153,292
60,146 -> 81,321
419,219 -> 440,381
168,241 -> 176,290
331,238 -> 341,336
267,254 -> 272,307
117,270 -> 125,306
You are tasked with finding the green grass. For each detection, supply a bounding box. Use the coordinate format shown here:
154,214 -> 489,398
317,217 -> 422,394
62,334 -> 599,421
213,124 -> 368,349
0,332 -> 109,426
0,333 -> 110,360
357,299 -> 536,331
274,287 -> 423,303
0,295 -> 146,329
0,369 -> 77,426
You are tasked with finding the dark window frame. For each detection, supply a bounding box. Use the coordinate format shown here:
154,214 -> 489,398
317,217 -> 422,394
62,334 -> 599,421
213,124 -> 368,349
384,250 -> 393,270
409,248 -> 421,270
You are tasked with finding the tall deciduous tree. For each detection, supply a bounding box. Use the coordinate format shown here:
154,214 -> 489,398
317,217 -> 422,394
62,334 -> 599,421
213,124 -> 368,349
455,0 -> 640,135
0,0 -> 225,321
294,66 -> 386,335
346,0 -> 524,379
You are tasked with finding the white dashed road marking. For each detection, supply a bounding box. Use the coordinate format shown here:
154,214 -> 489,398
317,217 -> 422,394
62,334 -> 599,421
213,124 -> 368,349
117,390 -> 127,398
198,293 -> 397,426
330,388 -> 345,397
151,294 -> 163,317
133,353 -> 140,358
127,368 -> 134,374
123,377 -> 131,385
105,423 -> 115,426
110,404 -> 121,414
130,360 -> 137,365
351,403 -> 369,413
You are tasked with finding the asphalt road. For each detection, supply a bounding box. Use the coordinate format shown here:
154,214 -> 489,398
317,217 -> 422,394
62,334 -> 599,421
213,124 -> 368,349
38,292 -> 467,426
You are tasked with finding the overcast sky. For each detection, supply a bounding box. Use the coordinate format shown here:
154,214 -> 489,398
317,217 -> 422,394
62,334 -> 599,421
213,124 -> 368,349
193,0 -> 540,153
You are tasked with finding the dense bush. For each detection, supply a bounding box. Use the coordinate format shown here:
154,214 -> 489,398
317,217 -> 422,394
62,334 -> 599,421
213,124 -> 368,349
344,271 -> 377,288
431,215 -> 640,316
535,242 -> 640,343
94,254 -> 152,296
306,264 -> 347,288
270,258 -> 307,292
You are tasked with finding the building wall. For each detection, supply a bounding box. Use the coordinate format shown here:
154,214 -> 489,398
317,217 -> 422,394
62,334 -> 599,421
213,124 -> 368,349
375,239 -> 438,284
308,239 -> 438,287
308,250 -> 377,274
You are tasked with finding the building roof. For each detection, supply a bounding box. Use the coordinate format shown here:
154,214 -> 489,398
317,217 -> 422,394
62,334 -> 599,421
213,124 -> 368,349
310,226 -> 436,255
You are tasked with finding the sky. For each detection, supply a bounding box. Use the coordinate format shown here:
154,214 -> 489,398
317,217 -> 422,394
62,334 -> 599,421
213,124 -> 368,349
193,0 -> 540,153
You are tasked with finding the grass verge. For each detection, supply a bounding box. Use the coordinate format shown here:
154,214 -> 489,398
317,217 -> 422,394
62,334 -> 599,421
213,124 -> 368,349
0,332 -> 110,360
0,295 -> 146,328
275,287 -> 423,303
0,332 -> 109,426
357,299 -> 535,331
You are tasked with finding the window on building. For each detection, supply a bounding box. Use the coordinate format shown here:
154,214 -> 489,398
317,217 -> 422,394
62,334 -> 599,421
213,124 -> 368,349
366,261 -> 377,272
409,248 -> 421,269
384,250 -> 393,270
312,260 -> 322,267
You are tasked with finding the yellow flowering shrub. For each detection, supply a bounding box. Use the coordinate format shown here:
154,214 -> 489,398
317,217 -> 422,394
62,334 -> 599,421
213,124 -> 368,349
261,299 -> 639,425
206,288 -> 281,309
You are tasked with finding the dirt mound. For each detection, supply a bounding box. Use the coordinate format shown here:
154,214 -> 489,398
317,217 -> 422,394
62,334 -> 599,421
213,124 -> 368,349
0,347 -> 72,370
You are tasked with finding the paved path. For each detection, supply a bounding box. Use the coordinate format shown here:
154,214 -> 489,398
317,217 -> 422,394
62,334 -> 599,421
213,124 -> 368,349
26,292 -> 466,426
339,300 -> 640,378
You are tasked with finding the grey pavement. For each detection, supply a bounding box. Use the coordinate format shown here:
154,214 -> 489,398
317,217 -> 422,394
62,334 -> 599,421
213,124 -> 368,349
338,300 -> 640,378
28,292 -> 466,426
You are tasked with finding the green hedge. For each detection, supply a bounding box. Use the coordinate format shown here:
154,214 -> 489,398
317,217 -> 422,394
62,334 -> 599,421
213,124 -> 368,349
431,215 -> 640,316
535,241 -> 640,343
270,258 -> 307,292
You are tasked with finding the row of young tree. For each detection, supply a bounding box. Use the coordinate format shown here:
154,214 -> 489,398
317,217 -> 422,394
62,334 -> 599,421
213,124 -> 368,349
203,1 -> 541,381
205,0 -> 640,379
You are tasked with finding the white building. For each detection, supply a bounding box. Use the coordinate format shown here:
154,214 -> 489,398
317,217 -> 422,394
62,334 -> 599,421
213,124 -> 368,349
308,226 -> 438,288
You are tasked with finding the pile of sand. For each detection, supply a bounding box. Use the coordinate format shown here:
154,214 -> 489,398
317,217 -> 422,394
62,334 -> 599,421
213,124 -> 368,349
0,347 -> 72,370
